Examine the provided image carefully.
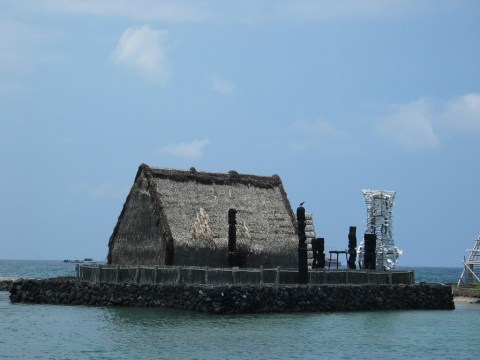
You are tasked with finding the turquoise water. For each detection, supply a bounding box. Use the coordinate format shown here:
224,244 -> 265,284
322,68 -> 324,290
1,261 -> 478,360
0,260 -> 78,279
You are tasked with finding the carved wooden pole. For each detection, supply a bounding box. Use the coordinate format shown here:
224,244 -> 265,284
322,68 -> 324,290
311,238 -> 318,269
311,237 -> 325,269
317,238 -> 325,269
228,208 -> 237,267
297,204 -> 308,284
364,233 -> 377,270
347,226 -> 357,269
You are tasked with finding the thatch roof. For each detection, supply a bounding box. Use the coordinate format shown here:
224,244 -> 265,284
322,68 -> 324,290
108,164 -> 298,267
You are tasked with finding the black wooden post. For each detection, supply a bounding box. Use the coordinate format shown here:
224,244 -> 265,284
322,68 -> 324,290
297,205 -> 308,284
318,238 -> 325,268
347,226 -> 357,269
311,238 -> 318,269
312,237 -> 325,269
228,208 -> 237,267
364,233 -> 377,270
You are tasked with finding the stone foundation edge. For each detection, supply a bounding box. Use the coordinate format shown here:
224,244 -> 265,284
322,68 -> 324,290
0,280 -> 13,291
452,286 -> 480,298
8,278 -> 454,314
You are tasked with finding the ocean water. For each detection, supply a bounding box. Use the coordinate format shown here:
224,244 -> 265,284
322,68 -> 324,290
0,260 -> 79,279
1,260 -> 479,360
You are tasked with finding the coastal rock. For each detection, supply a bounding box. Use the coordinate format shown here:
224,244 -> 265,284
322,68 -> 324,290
0,280 -> 14,291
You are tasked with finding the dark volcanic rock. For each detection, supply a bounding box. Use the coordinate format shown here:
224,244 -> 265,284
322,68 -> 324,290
9,278 -> 455,314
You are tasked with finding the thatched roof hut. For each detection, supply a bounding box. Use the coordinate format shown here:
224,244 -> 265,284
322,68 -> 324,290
107,164 -> 299,268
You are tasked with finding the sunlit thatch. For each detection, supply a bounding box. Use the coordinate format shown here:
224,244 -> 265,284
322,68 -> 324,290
108,164 -> 298,268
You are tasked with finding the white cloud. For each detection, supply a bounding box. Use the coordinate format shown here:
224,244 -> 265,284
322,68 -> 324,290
441,93 -> 480,133
376,99 -> 439,151
111,25 -> 170,83
288,118 -> 349,152
159,139 -> 210,158
267,0 -> 447,22
376,93 -> 480,151
14,0 -> 212,22
6,0 -> 451,23
210,73 -> 235,95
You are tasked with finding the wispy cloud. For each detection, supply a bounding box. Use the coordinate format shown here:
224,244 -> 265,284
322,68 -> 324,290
440,93 -> 480,133
210,73 -> 235,95
6,0 -> 450,23
287,118 -> 349,153
376,99 -> 439,151
158,139 -> 210,158
376,93 -> 480,151
15,0 -> 212,22
266,0 -> 442,22
111,25 -> 170,83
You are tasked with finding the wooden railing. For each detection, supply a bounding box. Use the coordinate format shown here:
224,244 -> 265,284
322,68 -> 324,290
77,264 -> 415,285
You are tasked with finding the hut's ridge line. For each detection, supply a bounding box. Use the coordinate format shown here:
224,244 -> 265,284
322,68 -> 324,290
146,164 -> 282,189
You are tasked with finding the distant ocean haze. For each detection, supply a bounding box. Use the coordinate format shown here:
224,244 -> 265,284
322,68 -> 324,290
0,259 -> 463,284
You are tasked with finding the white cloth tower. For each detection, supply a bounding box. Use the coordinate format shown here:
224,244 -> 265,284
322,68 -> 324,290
358,189 -> 402,270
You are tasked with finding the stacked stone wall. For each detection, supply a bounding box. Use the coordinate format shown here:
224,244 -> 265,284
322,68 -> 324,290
0,280 -> 13,291
452,286 -> 480,298
9,278 -> 454,314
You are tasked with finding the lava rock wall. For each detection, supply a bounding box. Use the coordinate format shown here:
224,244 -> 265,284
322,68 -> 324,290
9,278 -> 454,314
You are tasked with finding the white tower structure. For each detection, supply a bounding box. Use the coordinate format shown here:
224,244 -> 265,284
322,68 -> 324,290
359,189 -> 402,270
457,235 -> 480,286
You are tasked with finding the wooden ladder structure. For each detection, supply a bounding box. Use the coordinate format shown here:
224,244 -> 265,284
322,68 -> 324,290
457,235 -> 480,286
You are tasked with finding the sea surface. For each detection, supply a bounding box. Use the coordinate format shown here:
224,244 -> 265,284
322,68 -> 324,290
1,260 -> 479,360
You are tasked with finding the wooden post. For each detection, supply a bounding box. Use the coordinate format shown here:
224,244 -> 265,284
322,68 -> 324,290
311,238 -> 325,269
297,205 -> 308,284
364,233 -> 377,270
347,226 -> 357,269
228,208 -> 237,267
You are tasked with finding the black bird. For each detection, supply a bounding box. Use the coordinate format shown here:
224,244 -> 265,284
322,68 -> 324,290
299,202 -> 305,207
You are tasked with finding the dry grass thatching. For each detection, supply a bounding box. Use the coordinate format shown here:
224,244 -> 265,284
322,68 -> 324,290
108,164 -> 298,267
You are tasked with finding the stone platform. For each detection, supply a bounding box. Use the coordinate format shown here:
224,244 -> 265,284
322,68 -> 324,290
9,278 -> 454,314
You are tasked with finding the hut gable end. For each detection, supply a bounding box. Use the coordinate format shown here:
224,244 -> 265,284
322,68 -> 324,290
108,168 -> 169,265
107,164 -> 298,268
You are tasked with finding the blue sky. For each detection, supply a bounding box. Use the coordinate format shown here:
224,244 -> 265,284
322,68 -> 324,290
1,0 -> 479,267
